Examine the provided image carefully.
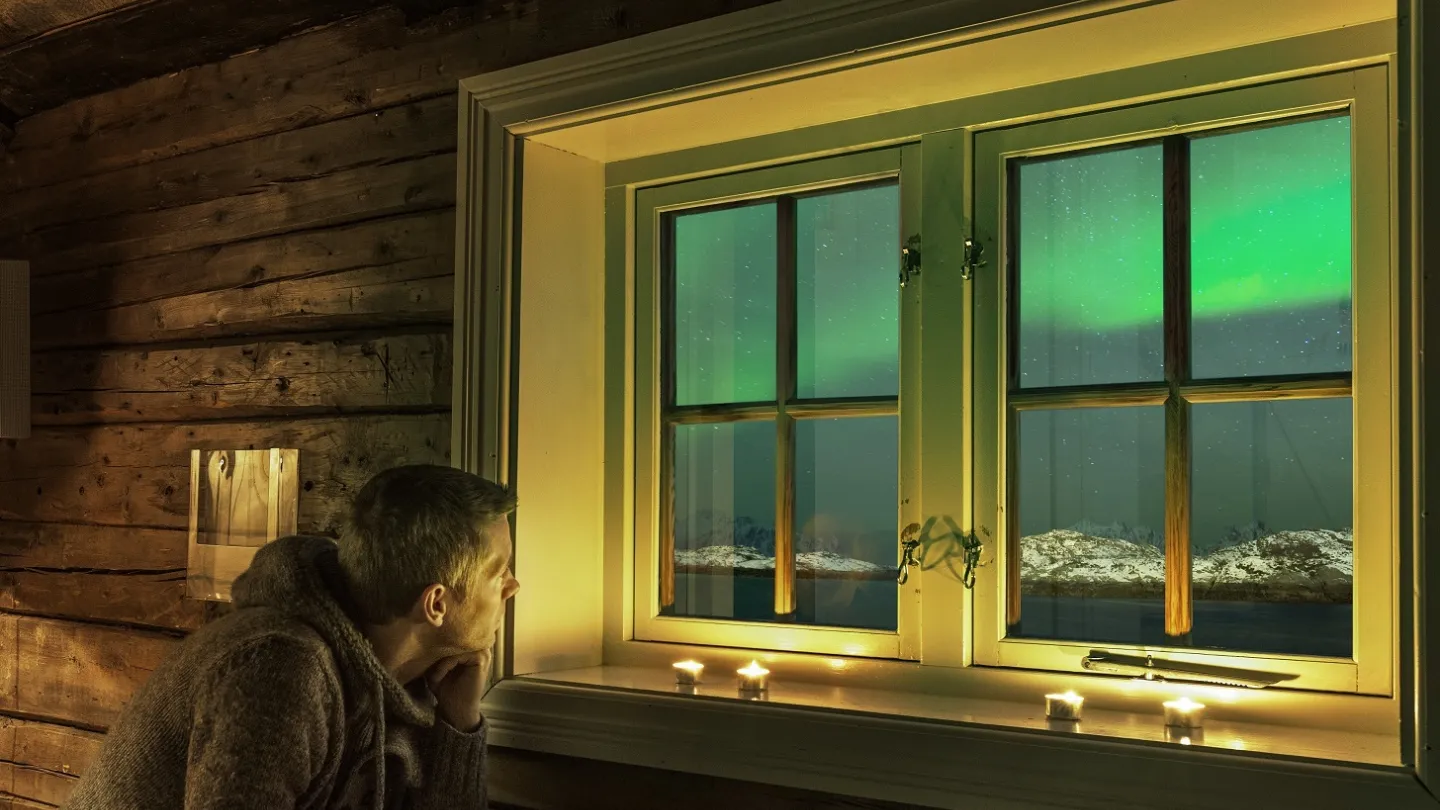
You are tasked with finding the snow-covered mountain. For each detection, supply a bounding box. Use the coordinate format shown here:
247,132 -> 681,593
1021,527 -> 1353,601
673,526 -> 1354,600
674,545 -> 889,575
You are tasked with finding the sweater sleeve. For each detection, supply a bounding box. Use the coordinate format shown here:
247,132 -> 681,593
409,717 -> 489,809
184,635 -> 341,810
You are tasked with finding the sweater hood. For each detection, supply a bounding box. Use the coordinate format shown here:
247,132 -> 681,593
231,534 -> 435,729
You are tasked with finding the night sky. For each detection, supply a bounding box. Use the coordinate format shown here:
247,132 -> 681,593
669,115 -> 1354,568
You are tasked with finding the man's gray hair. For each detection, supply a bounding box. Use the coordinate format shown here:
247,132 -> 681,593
337,464 -> 517,623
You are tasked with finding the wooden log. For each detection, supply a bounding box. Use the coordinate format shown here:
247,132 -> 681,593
0,716 -> 104,806
0,795 -> 58,809
14,152 -> 456,278
34,257 -> 454,349
31,209 -> 452,318
0,520 -> 200,630
0,413 -> 450,534
0,95 -> 456,242
0,521 -> 186,571
3,0 -> 778,192
0,0 -> 139,50
0,571 -> 205,632
33,331 -> 452,425
0,7 -> 482,190
0,0 -> 437,119
12,616 -> 175,729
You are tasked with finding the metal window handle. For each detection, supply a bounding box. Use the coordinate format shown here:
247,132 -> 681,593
1080,650 -> 1297,689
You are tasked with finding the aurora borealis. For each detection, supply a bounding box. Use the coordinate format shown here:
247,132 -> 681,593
666,115 -> 1356,647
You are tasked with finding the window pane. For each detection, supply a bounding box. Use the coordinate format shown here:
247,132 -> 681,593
794,416 -> 897,630
1190,398 -> 1352,657
673,203 -> 777,405
670,421 -> 778,622
1191,117 -> 1353,379
797,184 -> 900,399
1012,405 -> 1167,645
1015,145 -> 1164,388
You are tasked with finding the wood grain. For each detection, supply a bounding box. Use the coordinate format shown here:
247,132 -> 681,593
31,207 -> 451,319
36,258 -> 454,349
0,0 -> 141,49
3,0 -> 778,192
0,95 -> 456,242
15,152 -> 455,278
14,616 -> 175,728
1,6 -> 499,189
0,716 -> 103,806
0,0 -> 449,118
0,413 -> 450,533
33,332 -> 451,424
0,571 -> 205,631
0,521 -> 185,571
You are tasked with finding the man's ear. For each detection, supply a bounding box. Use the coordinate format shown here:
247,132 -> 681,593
413,583 -> 450,627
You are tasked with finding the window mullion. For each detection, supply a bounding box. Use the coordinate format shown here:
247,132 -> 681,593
775,196 -> 798,618
659,213 -> 678,610
1163,134 -> 1194,639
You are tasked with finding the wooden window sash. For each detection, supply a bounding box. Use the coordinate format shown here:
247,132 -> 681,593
1002,121 -> 1354,640
658,186 -> 901,617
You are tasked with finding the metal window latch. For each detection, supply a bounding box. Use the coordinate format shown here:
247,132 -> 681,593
960,237 -> 986,281
897,522 -> 922,584
899,235 -> 922,288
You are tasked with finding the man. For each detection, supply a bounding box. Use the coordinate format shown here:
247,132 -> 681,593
67,464 -> 521,809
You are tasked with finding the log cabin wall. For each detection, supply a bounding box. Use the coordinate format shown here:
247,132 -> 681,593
0,2 -> 926,808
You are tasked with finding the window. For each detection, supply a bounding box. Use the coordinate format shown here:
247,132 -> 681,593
973,71 -> 1393,694
634,149 -> 923,657
625,69 -> 1389,692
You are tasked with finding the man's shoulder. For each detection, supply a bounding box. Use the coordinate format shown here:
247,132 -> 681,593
186,607 -> 341,682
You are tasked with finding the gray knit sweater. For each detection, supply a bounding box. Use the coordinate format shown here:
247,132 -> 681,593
66,535 -> 489,810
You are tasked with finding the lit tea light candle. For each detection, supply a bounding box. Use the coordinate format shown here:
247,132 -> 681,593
1163,697 -> 1206,731
673,660 -> 704,686
1044,690 -> 1084,722
737,660 -> 770,694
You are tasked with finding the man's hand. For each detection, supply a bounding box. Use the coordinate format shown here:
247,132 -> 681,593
425,649 -> 492,733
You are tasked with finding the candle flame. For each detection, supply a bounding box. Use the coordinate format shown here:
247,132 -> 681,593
1045,690 -> 1084,705
1164,696 -> 1205,711
737,660 -> 769,677
673,660 -> 704,674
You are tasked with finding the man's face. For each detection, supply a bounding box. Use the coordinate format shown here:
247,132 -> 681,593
435,517 -> 520,654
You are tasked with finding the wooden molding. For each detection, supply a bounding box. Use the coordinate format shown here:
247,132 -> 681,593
482,677 -> 1439,810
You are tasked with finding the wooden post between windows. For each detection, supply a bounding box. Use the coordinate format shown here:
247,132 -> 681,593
1162,135 -> 1193,637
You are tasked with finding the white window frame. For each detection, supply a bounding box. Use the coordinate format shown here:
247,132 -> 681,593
631,148 -> 925,659
969,68 -> 1396,695
452,0 -> 1438,804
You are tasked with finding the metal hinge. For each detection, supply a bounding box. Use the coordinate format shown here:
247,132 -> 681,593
960,237 -> 986,281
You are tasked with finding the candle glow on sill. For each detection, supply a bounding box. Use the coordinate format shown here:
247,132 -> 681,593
673,660 -> 704,686
1163,696 -> 1207,731
737,660 -> 770,694
738,661 -> 769,678
1044,690 -> 1084,722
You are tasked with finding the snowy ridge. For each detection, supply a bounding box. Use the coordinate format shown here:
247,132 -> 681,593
673,527 -> 1353,598
1020,527 -> 1353,584
674,545 -> 888,574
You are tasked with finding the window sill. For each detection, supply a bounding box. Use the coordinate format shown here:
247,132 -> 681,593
481,666 -> 1434,810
